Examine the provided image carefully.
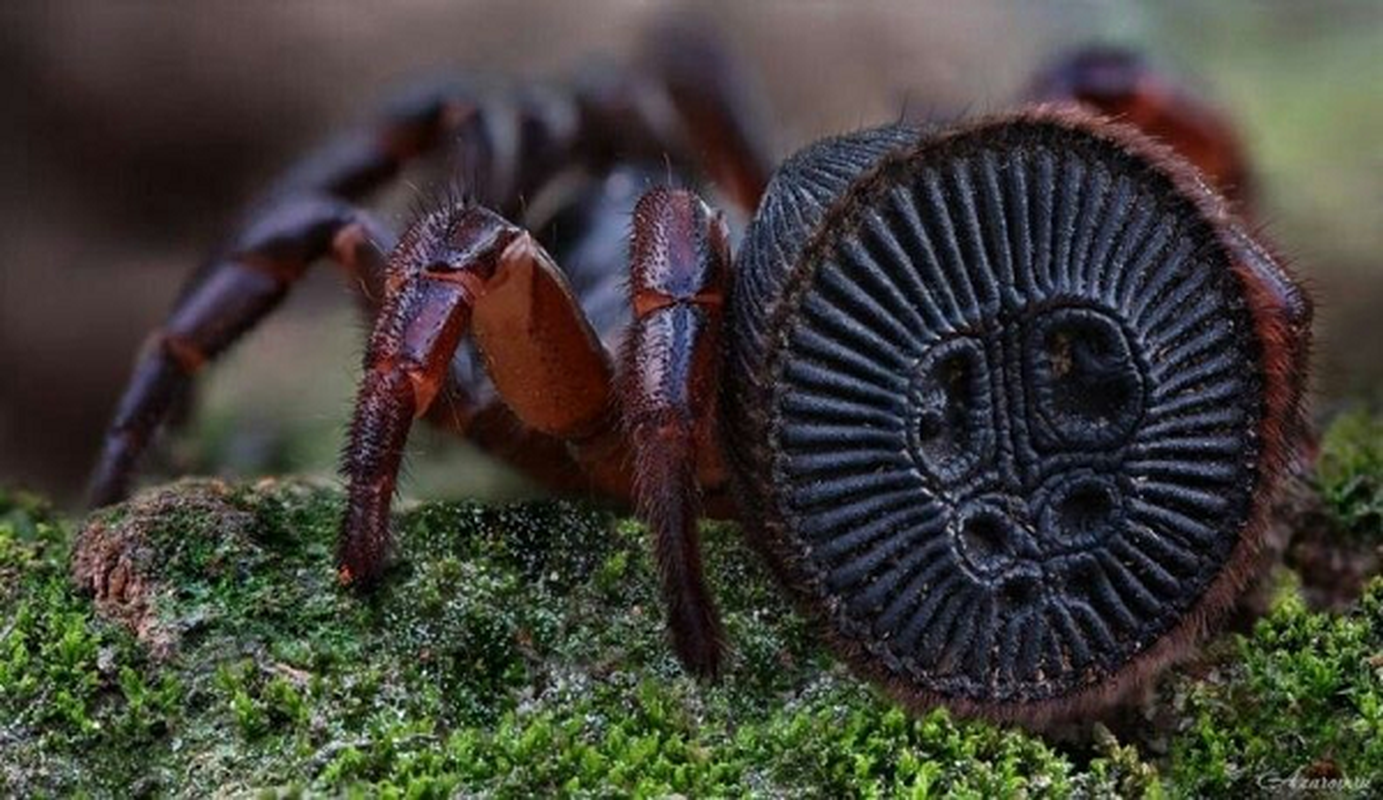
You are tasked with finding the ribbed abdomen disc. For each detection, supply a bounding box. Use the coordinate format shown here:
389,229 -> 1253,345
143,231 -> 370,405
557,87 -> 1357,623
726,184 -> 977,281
724,109 -> 1307,719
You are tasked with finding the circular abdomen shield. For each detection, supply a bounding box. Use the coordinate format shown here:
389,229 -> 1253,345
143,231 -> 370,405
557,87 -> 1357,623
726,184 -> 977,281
724,110 -> 1308,720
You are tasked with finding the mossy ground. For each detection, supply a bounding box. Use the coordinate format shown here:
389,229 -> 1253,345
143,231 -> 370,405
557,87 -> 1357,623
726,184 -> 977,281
2,413 -> 1381,797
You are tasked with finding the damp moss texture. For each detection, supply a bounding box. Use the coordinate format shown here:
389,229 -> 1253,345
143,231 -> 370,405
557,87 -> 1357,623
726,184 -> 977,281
2,413 -> 1382,797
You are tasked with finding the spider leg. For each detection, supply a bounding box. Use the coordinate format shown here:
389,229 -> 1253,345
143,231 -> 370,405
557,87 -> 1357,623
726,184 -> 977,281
87,195 -> 393,507
86,84 -> 492,507
616,187 -> 732,678
638,19 -> 773,212
89,81 -> 599,507
339,203 -> 623,586
92,45 -> 768,509
1026,47 -> 1253,205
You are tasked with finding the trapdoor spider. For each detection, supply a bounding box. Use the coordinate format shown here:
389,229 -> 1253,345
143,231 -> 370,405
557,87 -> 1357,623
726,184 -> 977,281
88,32 -> 1310,724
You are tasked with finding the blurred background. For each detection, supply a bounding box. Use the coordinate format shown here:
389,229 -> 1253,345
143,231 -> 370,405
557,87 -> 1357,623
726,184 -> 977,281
1,0 -> 1380,505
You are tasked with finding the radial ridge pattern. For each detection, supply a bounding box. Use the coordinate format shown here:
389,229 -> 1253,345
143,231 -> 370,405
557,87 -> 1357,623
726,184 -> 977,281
734,116 -> 1269,707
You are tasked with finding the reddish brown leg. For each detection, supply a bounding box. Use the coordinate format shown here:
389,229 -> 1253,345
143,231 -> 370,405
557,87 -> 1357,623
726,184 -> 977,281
639,20 -> 773,211
86,83 -> 493,507
88,81 -> 605,507
572,22 -> 772,216
339,203 -> 620,586
267,85 -> 478,201
617,187 -> 733,677
90,54 -> 773,510
87,195 -> 392,507
1026,47 -> 1253,206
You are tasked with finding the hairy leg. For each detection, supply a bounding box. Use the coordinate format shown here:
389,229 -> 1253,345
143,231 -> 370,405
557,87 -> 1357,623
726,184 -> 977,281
87,84 -> 582,507
91,48 -> 770,507
87,195 -> 391,506
86,81 -> 489,507
617,187 -> 732,677
339,203 -> 623,586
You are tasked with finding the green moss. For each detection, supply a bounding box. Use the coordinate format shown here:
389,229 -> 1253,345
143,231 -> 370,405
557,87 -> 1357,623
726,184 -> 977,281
1317,409 -> 1383,537
0,480 -> 1379,796
0,488 -> 174,793
1164,574 -> 1383,796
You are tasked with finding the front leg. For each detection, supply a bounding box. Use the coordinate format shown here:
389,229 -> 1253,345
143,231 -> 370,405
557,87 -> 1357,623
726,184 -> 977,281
86,82 -> 569,508
618,188 -> 732,678
339,204 -> 621,586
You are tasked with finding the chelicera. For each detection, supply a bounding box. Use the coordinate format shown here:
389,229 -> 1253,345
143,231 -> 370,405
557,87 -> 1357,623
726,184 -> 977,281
87,33 -> 1311,725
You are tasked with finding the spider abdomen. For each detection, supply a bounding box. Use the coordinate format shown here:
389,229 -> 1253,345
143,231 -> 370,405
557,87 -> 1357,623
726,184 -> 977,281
723,109 -> 1309,722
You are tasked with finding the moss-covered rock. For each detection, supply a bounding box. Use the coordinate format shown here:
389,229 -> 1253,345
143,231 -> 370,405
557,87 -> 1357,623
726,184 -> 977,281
2,411 -> 1381,797
3,480 -> 1087,796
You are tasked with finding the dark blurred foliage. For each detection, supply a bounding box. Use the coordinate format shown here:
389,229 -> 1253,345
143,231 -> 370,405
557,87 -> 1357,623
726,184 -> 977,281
1,0 -> 1379,502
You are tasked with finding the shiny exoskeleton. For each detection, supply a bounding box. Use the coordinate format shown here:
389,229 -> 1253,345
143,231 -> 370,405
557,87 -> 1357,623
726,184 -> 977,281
89,33 -> 1310,725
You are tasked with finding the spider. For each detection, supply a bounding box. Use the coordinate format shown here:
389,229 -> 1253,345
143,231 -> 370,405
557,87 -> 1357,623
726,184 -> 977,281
87,28 -> 1310,725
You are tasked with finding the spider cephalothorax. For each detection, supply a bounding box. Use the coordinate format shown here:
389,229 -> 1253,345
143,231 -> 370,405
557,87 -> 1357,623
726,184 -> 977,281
89,33 -> 1310,725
